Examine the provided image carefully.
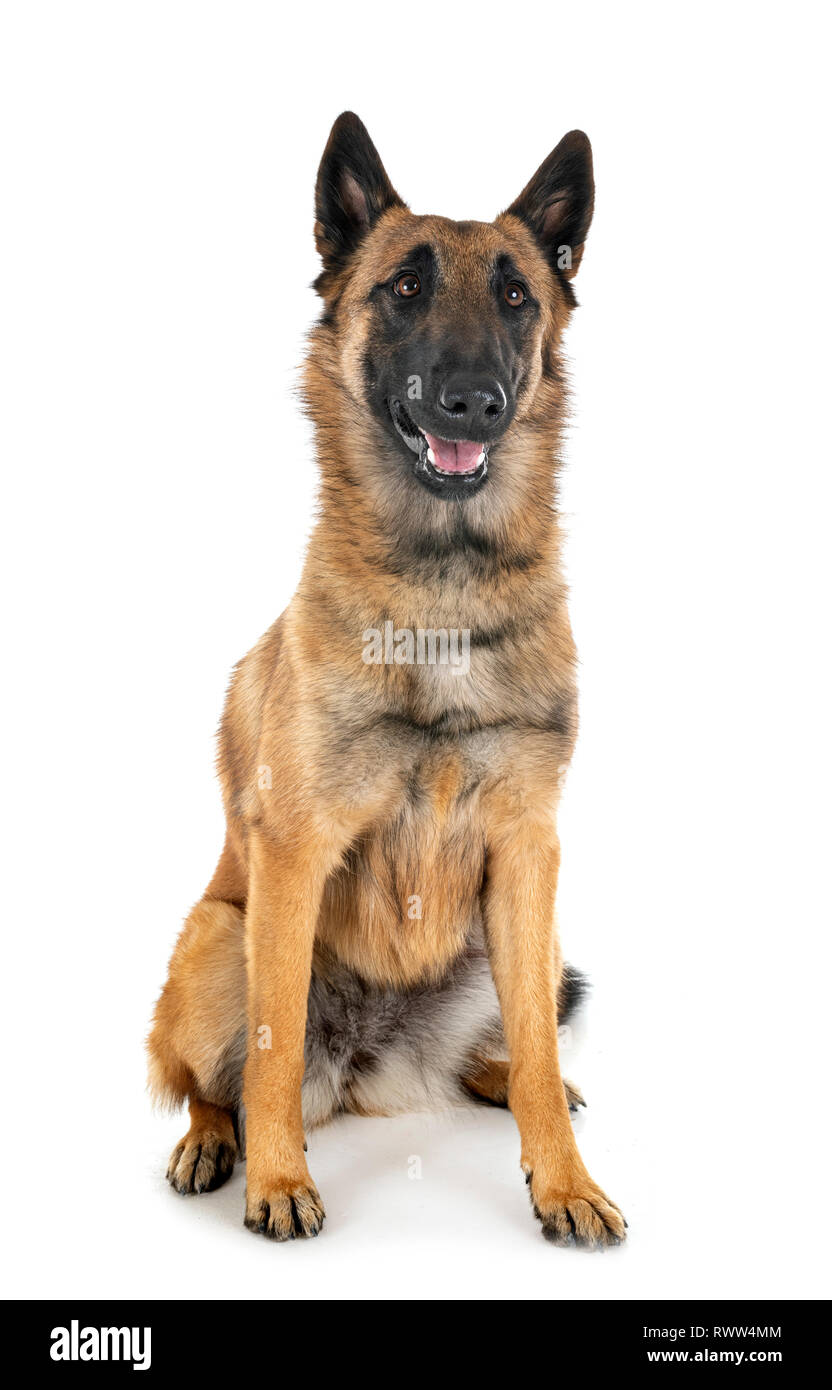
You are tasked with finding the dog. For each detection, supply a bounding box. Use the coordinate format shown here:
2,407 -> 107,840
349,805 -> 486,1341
148,112 -> 626,1248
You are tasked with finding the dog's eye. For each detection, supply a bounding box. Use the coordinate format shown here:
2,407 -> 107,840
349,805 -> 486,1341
393,273 -> 421,299
504,282 -> 526,307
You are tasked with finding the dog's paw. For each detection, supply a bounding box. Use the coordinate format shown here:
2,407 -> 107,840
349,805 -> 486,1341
563,1078 -> 586,1113
244,1177 -> 325,1241
524,1167 -> 626,1249
167,1131 -> 238,1195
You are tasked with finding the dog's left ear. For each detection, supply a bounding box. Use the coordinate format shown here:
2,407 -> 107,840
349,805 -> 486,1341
504,131 -> 594,280
315,112 -> 404,274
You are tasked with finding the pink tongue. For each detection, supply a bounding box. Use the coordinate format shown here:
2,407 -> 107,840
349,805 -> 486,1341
423,432 -> 483,475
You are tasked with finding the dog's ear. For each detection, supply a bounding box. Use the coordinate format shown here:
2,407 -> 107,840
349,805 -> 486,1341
504,131 -> 594,281
315,112 -> 404,273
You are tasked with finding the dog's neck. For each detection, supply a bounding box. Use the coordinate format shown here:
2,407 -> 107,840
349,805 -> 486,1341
302,429 -> 567,638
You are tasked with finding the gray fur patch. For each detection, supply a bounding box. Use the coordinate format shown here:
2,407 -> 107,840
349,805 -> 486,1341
200,941 -> 585,1132
302,940 -> 504,1127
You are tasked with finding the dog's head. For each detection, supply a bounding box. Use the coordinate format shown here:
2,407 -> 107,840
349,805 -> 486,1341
307,113 -> 593,518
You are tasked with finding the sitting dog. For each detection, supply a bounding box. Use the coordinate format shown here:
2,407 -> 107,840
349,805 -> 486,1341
148,113 -> 625,1248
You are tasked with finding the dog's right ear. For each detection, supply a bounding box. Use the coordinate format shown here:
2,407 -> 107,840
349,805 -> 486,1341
314,112 -> 404,274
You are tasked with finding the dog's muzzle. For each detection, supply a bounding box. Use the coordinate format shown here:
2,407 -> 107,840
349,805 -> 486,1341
389,399 -> 489,497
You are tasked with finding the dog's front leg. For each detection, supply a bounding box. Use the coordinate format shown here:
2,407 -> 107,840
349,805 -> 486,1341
242,825 -> 340,1241
482,802 -> 626,1248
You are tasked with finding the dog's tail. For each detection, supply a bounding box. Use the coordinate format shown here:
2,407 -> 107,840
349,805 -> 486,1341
558,962 -> 590,1025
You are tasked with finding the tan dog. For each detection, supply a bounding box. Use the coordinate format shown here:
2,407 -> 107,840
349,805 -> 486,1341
148,113 -> 625,1248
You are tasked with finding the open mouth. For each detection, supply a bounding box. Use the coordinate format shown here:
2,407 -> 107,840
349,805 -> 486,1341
389,399 -> 489,495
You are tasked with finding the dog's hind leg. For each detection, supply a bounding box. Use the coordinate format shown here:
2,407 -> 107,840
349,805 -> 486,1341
460,962 -> 588,1111
460,1052 -> 510,1105
147,837 -> 248,1193
462,1055 -> 586,1113
166,1097 -> 241,1195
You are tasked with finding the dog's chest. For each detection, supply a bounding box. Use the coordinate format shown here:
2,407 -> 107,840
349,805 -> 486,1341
316,742 -> 488,987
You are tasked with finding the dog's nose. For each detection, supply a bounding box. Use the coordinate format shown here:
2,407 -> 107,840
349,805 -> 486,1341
437,374 -> 507,431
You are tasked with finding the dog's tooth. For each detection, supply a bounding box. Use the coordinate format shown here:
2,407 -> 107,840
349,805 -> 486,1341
427,447 -> 436,466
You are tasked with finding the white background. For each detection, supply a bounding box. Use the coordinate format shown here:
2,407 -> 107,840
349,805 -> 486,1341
2,1 -> 830,1301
